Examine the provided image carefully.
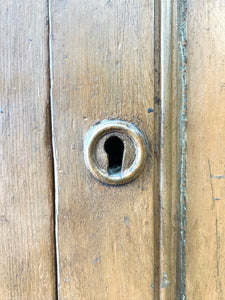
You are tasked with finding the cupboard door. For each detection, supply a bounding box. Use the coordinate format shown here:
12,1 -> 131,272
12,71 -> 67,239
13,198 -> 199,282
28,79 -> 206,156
0,1 -> 56,299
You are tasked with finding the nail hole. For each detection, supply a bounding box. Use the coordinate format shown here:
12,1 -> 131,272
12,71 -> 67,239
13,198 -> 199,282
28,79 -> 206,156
104,136 -> 124,175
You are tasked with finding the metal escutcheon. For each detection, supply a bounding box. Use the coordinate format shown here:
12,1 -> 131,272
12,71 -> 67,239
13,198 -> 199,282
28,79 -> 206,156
84,120 -> 147,185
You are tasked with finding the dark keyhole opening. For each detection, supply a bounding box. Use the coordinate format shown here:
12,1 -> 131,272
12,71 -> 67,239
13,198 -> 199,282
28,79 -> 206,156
104,136 -> 124,175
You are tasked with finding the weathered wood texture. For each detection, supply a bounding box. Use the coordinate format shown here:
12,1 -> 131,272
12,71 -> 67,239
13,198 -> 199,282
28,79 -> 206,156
50,0 -> 155,298
0,1 -> 56,299
3,1 -> 225,299
186,0 -> 225,298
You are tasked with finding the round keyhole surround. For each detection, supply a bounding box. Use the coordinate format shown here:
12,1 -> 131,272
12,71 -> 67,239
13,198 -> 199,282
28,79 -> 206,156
83,120 -> 147,185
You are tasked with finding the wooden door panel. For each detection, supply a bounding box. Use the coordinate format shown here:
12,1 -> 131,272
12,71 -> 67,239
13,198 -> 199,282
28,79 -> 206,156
50,0 -> 155,299
0,1 -> 56,299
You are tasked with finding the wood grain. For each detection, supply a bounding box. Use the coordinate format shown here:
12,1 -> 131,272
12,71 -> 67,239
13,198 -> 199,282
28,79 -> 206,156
50,0 -> 155,298
158,1 -> 177,299
0,1 -> 56,299
186,0 -> 225,298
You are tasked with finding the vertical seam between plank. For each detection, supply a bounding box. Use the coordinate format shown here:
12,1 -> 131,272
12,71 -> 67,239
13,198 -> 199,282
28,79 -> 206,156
153,0 -> 161,298
48,1 -> 60,299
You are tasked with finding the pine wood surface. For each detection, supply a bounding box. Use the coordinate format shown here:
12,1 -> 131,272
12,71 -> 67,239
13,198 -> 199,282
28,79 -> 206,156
49,0 -> 155,299
1,1 -> 225,299
0,1 -> 56,299
186,1 -> 225,298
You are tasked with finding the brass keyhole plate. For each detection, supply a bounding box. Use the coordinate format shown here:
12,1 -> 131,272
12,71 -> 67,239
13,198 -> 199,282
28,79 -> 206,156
84,120 -> 147,185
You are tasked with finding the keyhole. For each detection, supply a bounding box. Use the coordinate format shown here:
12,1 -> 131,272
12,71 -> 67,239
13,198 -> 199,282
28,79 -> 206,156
104,136 -> 124,175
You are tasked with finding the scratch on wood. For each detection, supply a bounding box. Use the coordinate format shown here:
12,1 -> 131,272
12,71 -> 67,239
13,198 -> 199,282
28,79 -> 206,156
215,218 -> 223,295
208,160 -> 221,201
210,162 -> 223,295
215,218 -> 220,276
119,0 -> 128,64
124,216 -> 129,228
210,175 -> 225,179
92,256 -> 101,265
208,159 -> 215,201
209,161 -> 223,295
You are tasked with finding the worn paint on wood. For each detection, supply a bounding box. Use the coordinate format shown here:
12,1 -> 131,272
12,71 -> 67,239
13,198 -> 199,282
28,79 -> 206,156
0,1 -> 56,299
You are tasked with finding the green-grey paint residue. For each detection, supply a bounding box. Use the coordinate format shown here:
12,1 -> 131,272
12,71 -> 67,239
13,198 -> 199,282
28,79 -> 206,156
161,272 -> 171,289
176,0 -> 187,299
124,216 -> 129,228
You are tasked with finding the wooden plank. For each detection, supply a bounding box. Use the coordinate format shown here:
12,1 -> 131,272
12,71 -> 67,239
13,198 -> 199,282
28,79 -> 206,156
186,0 -> 225,298
49,0 -> 155,298
0,1 -> 56,299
